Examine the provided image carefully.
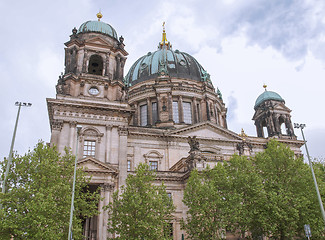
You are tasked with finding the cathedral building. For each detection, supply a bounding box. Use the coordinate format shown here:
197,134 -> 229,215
47,13 -> 303,239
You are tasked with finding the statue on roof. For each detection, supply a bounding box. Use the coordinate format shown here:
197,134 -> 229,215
188,136 -> 200,152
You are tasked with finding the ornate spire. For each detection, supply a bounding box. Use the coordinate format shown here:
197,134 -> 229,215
159,22 -> 171,49
97,11 -> 103,21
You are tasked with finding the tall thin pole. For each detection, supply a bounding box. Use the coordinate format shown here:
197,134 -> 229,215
68,125 -> 81,240
1,102 -> 31,209
295,123 -> 325,227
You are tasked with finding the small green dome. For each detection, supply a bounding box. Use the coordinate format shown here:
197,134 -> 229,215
78,20 -> 118,39
254,90 -> 285,109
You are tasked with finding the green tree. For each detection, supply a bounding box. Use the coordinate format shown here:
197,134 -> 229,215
106,163 -> 174,240
225,155 -> 268,238
252,139 -> 324,239
183,140 -> 325,239
0,142 -> 99,240
182,164 -> 240,239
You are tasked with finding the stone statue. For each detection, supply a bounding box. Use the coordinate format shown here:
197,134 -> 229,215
120,86 -> 128,102
188,136 -> 200,152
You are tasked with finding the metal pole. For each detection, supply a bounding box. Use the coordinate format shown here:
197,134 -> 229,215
68,125 -> 82,240
1,102 -> 31,209
2,104 -> 21,195
295,123 -> 325,227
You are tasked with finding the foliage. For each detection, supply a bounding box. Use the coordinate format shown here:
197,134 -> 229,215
183,139 -> 325,239
225,155 -> 268,238
182,164 -> 242,239
106,163 -> 175,240
252,139 -> 324,239
0,142 -> 99,240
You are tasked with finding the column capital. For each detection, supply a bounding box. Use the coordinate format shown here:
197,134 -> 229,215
102,183 -> 115,192
52,119 -> 63,131
69,121 -> 77,128
118,127 -> 128,136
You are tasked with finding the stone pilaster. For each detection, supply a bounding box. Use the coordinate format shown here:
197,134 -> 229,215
69,121 -> 77,154
179,96 -> 184,123
105,125 -> 112,163
118,127 -> 128,187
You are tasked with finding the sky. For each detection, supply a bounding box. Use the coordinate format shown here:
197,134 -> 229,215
0,0 -> 324,161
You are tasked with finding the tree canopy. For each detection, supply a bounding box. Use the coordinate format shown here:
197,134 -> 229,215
0,142 -> 99,240
182,139 -> 325,239
106,163 -> 175,240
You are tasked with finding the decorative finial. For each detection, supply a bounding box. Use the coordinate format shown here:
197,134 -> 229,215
97,11 -> 103,21
263,84 -> 267,91
160,21 -> 169,47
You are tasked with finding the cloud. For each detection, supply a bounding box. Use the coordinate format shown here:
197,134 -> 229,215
226,93 -> 238,122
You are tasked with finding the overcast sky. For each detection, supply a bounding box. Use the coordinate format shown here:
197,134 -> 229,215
1,0 -> 324,161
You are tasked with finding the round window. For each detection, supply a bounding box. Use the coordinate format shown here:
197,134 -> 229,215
88,87 -> 99,95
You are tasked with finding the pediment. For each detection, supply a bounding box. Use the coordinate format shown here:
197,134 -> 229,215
78,157 -> 118,174
170,122 -> 242,141
85,37 -> 112,48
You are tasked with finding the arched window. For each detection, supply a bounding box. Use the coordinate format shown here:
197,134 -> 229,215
172,101 -> 179,123
279,116 -> 287,135
183,102 -> 192,124
88,55 -> 103,75
140,104 -> 148,126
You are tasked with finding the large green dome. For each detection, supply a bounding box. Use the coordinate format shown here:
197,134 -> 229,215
125,26 -> 213,87
254,90 -> 285,109
78,20 -> 118,39
124,48 -> 212,86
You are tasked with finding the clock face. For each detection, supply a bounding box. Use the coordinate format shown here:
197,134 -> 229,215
89,87 -> 99,95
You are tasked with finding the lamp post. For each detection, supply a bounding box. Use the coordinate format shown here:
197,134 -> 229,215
294,123 -> 325,227
68,125 -> 82,240
1,102 -> 32,209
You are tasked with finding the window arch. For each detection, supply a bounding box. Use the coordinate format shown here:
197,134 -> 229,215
79,127 -> 104,158
88,55 -> 103,75
279,116 -> 287,135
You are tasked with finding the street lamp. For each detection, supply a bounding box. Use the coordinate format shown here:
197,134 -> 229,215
68,125 -> 82,240
294,123 -> 325,227
1,102 -> 32,208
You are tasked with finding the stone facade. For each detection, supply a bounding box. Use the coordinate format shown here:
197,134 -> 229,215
47,15 -> 304,239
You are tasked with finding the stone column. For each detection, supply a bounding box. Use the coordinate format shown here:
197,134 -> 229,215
84,218 -> 90,239
214,104 -> 219,125
115,55 -> 121,80
105,125 -> 112,163
156,94 -> 161,122
69,121 -> 77,154
97,186 -> 105,239
105,52 -> 111,78
118,127 -> 128,187
192,98 -> 197,124
200,99 -> 206,121
168,93 -> 173,121
147,98 -> 152,126
102,183 -> 114,239
82,50 -> 88,73
179,96 -> 184,123
133,103 -> 139,126
206,99 -> 210,121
